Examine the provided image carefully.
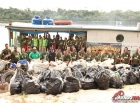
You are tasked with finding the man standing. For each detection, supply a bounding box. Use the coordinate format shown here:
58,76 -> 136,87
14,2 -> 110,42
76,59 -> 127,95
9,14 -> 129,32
131,48 -> 140,67
26,36 -> 32,48
29,47 -> 40,61
71,48 -> 77,61
1,44 -> 11,60
42,36 -> 48,51
48,49 -> 56,62
32,35 -> 38,50
78,47 -> 86,60
11,46 -> 20,63
121,47 -> 130,64
22,35 -> 27,51
20,48 -> 28,60
56,49 -> 63,61
38,35 -> 43,52
74,37 -> 79,53
58,37 -> 63,51
101,48 -> 111,62
114,49 -> 121,64
40,48 -> 49,62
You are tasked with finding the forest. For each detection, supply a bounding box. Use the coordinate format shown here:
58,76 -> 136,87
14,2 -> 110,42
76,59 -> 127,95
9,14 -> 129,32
0,7 -> 140,26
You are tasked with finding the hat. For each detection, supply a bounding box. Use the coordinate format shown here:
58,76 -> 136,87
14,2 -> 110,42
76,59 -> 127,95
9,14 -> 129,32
16,63 -> 21,68
33,47 -> 37,49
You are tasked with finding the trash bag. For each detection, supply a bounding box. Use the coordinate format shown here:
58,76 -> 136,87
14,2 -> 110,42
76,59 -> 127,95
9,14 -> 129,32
45,78 -> 63,95
10,81 -> 22,95
22,78 -> 40,94
94,66 -> 110,90
10,69 -> 26,95
72,69 -> 83,80
63,76 -> 80,93
61,67 -> 72,79
110,72 -> 123,88
122,71 -> 137,85
86,67 -> 97,77
81,75 -> 97,90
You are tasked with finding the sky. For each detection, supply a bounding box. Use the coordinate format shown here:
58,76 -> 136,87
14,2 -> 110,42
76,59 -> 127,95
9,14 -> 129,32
0,0 -> 140,12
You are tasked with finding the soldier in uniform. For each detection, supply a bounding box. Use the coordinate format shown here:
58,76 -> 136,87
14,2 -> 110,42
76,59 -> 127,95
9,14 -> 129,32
56,32 -> 60,49
58,37 -> 63,50
63,50 -> 71,64
78,47 -> 86,60
56,49 -> 63,61
22,35 -> 27,51
85,48 -> 92,61
78,37 -> 82,52
52,35 -> 56,50
38,35 -> 43,53
131,48 -> 140,67
121,47 -> 130,64
67,47 -> 71,55
20,48 -> 28,60
1,43 -> 11,60
95,51 -> 102,62
74,37 -> 79,53
26,46 -> 31,62
114,49 -> 121,64
91,51 -> 96,60
101,48 -> 111,62
11,46 -> 20,63
40,48 -> 49,62
26,36 -> 32,48
71,48 -> 77,61
82,36 -> 87,52
63,38 -> 68,50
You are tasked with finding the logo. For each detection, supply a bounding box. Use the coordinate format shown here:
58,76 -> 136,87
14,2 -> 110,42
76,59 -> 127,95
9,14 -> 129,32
112,90 -> 140,102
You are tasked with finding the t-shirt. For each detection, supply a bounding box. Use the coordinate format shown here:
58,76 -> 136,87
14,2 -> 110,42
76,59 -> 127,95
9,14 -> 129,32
29,52 -> 40,59
48,52 -> 56,62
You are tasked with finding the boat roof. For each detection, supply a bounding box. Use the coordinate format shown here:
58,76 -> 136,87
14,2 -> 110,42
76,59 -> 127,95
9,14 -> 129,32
5,22 -> 140,32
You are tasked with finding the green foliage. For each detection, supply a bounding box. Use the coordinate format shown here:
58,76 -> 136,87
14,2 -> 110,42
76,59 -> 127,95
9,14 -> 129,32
0,7 -> 140,25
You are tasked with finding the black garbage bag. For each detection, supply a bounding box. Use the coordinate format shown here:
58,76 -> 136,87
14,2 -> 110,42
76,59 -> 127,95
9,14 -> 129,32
10,69 -> 27,95
135,70 -> 140,83
50,70 -> 61,78
72,69 -> 83,80
94,66 -> 110,90
110,72 -> 123,89
81,75 -> 97,90
72,65 -> 86,76
46,78 -> 63,95
122,71 -> 137,85
37,70 -> 51,83
111,66 -> 117,71
117,68 -> 126,76
86,67 -> 98,77
63,76 -> 80,93
22,78 -> 40,94
10,82 -> 22,95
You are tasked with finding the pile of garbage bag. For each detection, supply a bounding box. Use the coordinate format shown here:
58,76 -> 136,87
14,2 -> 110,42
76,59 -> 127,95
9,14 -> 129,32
9,59 -> 140,95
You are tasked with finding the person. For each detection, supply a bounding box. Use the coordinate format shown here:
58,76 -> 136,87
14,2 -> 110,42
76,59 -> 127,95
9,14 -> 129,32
67,47 -> 71,54
56,49 -> 63,61
71,48 -> 77,61
85,48 -> 92,62
48,49 -> 56,62
26,36 -> 32,48
42,36 -> 48,52
63,37 -> 68,50
11,46 -> 20,63
78,47 -> 86,60
101,48 -> 111,62
1,43 -> 11,60
26,46 -> 31,56
56,32 -> 60,49
63,50 -> 71,64
20,48 -> 28,60
95,51 -> 102,62
114,49 -> 121,64
121,47 -> 130,64
29,47 -> 40,61
40,48 -> 49,62
74,37 -> 79,53
21,35 -> 27,51
52,36 -> 56,50
131,48 -> 140,67
91,51 -> 96,60
32,35 -> 38,49
38,35 -> 43,53
58,37 -> 64,51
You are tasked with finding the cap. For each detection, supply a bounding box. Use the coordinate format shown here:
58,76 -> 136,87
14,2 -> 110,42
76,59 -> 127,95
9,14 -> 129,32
33,47 -> 37,49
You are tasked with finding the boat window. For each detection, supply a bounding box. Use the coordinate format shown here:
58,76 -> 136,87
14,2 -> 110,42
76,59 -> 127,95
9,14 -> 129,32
10,31 -> 20,47
116,34 -> 124,42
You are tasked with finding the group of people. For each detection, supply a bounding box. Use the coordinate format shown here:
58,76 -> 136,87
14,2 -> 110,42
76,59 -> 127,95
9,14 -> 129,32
21,33 -> 87,53
0,41 -> 140,68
